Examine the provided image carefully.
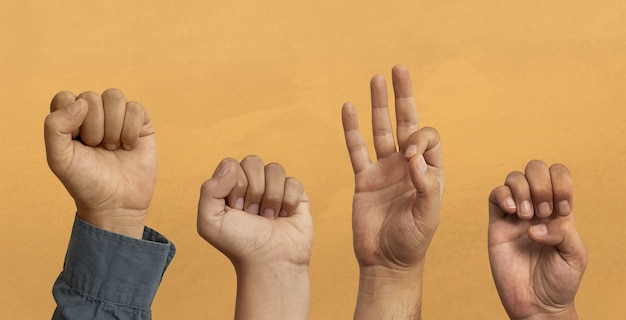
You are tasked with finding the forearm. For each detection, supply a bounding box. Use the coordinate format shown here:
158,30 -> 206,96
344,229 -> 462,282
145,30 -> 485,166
234,262 -> 310,320
354,264 -> 424,320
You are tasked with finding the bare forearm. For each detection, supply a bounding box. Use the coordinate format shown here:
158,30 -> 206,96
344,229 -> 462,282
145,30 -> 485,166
234,263 -> 310,320
354,265 -> 424,320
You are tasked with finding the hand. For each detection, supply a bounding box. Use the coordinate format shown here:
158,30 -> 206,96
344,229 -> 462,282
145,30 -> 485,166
197,155 -> 312,320
44,89 -> 156,239
342,65 -> 443,319
488,160 -> 587,319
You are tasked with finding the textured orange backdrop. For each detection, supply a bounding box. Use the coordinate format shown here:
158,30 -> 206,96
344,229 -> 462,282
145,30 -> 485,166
2,1 -> 625,318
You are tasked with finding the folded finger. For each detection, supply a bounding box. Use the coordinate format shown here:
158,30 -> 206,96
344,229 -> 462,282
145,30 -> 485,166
226,163 -> 248,211
240,155 -> 265,215
505,171 -> 534,219
120,101 -> 146,150
281,177 -> 305,217
488,185 -> 517,217
50,91 -> 78,138
77,91 -> 104,146
260,163 -> 286,219
549,163 -> 574,216
525,160 -> 553,218
403,127 -> 443,169
101,88 -> 127,150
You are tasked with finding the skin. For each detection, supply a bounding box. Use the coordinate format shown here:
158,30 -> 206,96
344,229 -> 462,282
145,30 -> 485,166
197,156 -> 313,320
488,160 -> 588,320
44,89 -> 156,239
342,65 -> 444,320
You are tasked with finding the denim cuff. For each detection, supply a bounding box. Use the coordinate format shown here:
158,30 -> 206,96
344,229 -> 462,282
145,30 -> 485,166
60,216 -> 176,309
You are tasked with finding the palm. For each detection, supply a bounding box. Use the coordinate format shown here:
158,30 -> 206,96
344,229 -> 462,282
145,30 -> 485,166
59,134 -> 157,216
488,208 -> 581,317
353,153 -> 441,268
211,206 -> 313,266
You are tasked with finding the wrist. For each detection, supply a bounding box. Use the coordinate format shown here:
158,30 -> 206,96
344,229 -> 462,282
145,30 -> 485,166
76,207 -> 147,239
235,260 -> 310,288
515,305 -> 579,320
355,264 -> 425,320
234,262 -> 310,320
358,261 -> 425,290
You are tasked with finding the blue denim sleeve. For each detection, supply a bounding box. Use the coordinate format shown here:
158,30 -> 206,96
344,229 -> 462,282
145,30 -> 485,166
52,216 -> 176,320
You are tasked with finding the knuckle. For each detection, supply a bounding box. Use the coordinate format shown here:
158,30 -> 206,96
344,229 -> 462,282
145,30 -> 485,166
200,179 -> 213,195
43,113 -> 56,128
265,162 -> 286,175
282,192 -> 299,205
527,159 -> 547,167
78,91 -> 100,102
505,170 -> 525,182
525,159 -> 548,174
285,177 -> 303,190
242,154 -> 262,163
235,174 -> 248,189
550,163 -> 570,173
246,185 -> 265,198
422,126 -> 440,137
125,101 -> 144,114
102,88 -> 126,104
558,218 -> 575,234
52,90 -> 75,100
531,185 -> 552,199
264,192 -> 282,203
50,91 -> 76,111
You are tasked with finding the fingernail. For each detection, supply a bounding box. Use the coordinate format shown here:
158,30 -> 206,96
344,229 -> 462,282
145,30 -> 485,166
121,144 -> 132,151
67,100 -> 84,116
530,224 -> 548,237
234,197 -> 244,210
538,202 -> 552,217
279,209 -> 288,217
262,208 -> 275,218
504,198 -> 516,210
246,204 -> 259,215
519,201 -> 533,218
216,162 -> 230,177
416,154 -> 427,173
405,145 -> 417,159
558,200 -> 571,215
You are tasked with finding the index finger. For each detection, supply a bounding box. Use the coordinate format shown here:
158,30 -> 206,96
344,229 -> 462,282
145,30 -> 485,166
342,102 -> 371,174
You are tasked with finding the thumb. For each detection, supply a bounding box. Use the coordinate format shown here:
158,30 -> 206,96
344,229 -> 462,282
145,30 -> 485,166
528,218 -> 588,267
197,159 -> 239,234
44,99 -> 88,174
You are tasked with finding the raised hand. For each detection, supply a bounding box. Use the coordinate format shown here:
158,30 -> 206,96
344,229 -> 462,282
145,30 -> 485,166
488,160 -> 587,320
44,89 -> 156,239
342,65 -> 443,319
197,156 -> 312,320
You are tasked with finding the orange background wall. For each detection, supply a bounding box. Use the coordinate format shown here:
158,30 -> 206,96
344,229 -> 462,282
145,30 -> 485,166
1,1 -> 625,318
